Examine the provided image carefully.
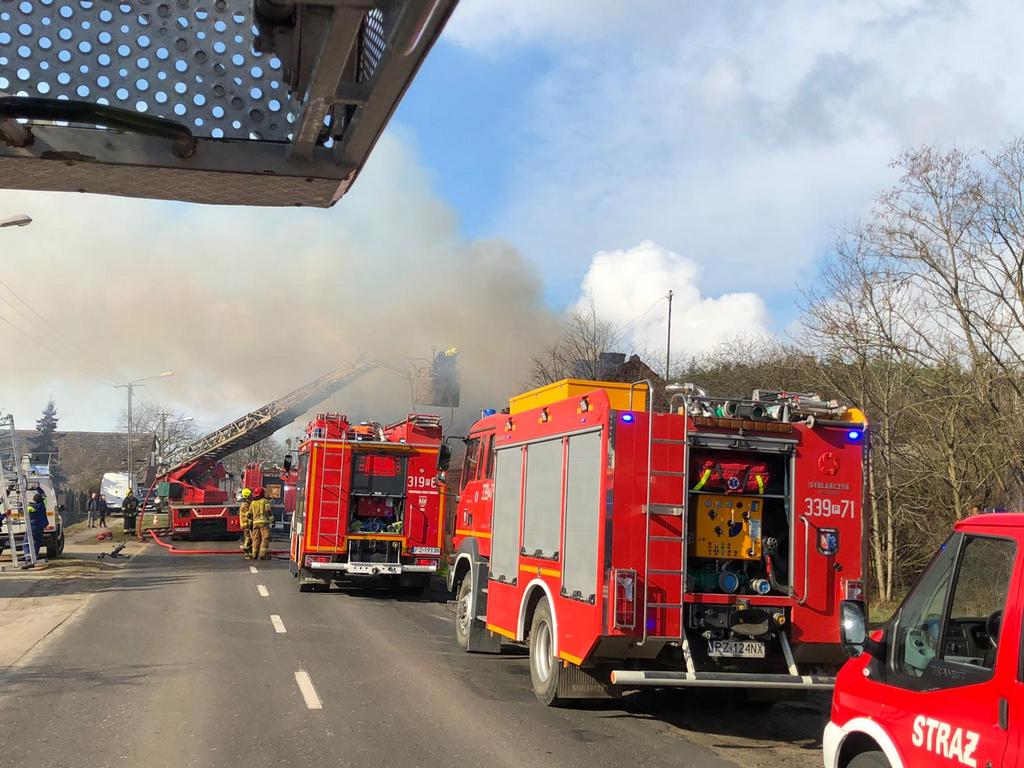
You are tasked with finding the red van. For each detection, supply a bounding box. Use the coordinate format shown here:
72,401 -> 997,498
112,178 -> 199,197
825,512 -> 1023,768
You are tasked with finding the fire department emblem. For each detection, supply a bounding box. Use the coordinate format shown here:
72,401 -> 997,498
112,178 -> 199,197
727,476 -> 741,490
818,452 -> 840,476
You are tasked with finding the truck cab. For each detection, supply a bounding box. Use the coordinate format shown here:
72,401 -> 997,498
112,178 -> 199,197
826,513 -> 1024,768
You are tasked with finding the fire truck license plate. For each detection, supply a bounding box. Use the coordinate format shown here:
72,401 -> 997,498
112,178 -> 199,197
707,640 -> 765,658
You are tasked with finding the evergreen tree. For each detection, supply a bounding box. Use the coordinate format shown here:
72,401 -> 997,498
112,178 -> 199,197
34,399 -> 64,492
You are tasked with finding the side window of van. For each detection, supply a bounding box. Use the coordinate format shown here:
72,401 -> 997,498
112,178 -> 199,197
891,534 -> 1015,691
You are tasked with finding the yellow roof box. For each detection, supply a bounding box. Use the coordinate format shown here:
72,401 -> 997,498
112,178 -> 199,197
508,379 -> 648,415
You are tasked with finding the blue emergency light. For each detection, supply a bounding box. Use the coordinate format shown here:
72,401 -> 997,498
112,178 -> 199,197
621,413 -> 635,423
847,430 -> 862,442
481,408 -> 497,418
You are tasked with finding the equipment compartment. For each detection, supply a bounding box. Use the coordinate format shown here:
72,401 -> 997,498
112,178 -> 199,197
686,449 -> 791,597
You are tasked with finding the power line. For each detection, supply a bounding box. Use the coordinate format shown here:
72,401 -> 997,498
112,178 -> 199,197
0,279 -> 117,385
608,295 -> 669,350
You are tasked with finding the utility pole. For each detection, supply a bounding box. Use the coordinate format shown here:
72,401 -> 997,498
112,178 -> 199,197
114,371 -> 174,493
665,289 -> 674,381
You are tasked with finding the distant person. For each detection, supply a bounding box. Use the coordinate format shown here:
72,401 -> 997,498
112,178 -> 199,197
21,497 -> 47,567
122,489 -> 139,535
98,494 -> 108,528
86,492 -> 99,528
238,487 -> 253,559
248,487 -> 273,561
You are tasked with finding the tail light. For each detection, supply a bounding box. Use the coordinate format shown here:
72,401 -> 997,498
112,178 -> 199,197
305,555 -> 330,567
845,579 -> 864,601
613,569 -> 637,630
44,525 -> 54,532
415,558 -> 436,567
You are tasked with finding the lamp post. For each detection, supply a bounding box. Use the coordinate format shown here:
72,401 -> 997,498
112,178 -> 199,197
114,371 -> 174,493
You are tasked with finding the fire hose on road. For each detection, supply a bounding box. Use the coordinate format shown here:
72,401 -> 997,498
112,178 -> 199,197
148,530 -> 288,557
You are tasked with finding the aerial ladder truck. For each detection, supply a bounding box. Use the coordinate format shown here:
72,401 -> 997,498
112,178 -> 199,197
150,351 -> 459,540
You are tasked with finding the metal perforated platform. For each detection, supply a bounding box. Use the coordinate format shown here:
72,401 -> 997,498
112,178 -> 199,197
0,0 -> 457,206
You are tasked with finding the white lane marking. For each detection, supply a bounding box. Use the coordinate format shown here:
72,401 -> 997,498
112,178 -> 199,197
294,670 -> 322,710
271,615 -> 287,634
249,565 -> 258,574
257,584 -> 269,597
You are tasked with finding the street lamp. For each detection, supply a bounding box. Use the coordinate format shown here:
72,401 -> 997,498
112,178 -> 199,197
0,214 -> 32,228
113,371 -> 174,493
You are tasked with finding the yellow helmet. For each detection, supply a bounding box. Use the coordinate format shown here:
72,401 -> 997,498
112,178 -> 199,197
241,488 -> 252,498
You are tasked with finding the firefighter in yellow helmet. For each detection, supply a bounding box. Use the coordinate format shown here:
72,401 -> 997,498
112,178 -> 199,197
238,487 -> 253,559
249,487 -> 274,561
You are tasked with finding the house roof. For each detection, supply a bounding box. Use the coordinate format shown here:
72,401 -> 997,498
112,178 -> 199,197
14,430 -> 157,493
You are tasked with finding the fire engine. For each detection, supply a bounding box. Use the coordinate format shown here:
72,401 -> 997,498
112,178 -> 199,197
289,413 -> 446,594
826,512 -> 1023,768
447,379 -> 867,705
153,359 -> 377,539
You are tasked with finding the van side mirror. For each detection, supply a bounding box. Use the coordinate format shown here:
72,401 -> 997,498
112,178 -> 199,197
58,504 -> 66,513
840,600 -> 868,657
438,443 -> 452,471
282,454 -> 293,472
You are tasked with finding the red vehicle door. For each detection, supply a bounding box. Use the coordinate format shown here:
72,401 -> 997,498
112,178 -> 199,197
455,432 -> 495,548
878,530 -> 1020,768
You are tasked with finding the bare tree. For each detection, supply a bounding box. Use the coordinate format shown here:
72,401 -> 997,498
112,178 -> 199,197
220,436 -> 287,479
119,401 -> 202,468
528,299 -> 625,387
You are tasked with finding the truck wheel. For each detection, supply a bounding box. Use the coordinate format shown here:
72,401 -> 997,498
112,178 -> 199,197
848,752 -> 889,768
529,600 -> 562,706
46,532 -> 63,560
455,577 -> 473,651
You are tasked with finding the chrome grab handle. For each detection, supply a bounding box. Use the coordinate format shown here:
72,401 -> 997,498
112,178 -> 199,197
797,516 -> 811,606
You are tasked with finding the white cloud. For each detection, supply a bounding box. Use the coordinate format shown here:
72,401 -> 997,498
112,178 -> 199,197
462,1 -> 1024,314
577,241 -> 770,358
446,1 -> 678,52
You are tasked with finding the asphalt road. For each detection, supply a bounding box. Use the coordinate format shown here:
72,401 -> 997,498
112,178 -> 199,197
0,541 -> 829,768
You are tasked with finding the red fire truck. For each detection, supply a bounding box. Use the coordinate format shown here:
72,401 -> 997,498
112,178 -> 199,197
448,379 -> 867,705
826,513 -> 1022,768
289,412 -> 446,594
152,359 -> 378,539
160,459 -> 241,540
243,461 -> 298,530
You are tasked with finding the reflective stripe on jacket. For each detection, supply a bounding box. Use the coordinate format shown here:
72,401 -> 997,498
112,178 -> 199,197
250,498 -> 274,526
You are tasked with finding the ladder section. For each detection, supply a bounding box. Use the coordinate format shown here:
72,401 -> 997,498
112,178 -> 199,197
643,412 -> 688,640
313,444 -> 346,552
0,415 -> 34,566
166,358 -> 376,473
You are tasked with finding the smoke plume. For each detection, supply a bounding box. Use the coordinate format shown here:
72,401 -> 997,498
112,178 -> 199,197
0,130 -> 558,436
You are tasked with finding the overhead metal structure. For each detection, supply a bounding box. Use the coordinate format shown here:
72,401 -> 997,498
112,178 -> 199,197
0,0 -> 457,206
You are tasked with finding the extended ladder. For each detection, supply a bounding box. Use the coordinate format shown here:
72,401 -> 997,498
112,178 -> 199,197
0,415 -> 35,566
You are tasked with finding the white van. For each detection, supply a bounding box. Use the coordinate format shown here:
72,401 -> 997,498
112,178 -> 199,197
1,471 -> 65,560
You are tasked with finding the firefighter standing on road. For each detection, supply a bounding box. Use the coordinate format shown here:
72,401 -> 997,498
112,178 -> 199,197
238,488 -> 253,559
249,487 -> 273,561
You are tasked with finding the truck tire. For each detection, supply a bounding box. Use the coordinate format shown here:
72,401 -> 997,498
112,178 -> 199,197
848,752 -> 889,768
529,599 -> 562,706
46,530 -> 64,560
455,577 -> 472,651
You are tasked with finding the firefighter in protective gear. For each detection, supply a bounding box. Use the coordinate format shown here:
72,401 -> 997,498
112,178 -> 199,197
238,488 -> 253,559
249,487 -> 273,560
